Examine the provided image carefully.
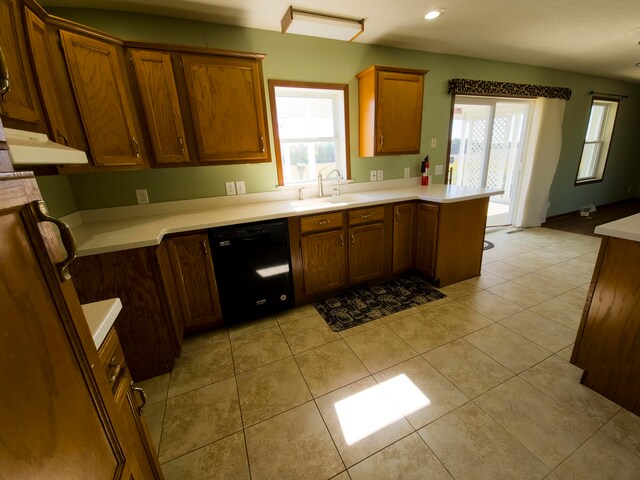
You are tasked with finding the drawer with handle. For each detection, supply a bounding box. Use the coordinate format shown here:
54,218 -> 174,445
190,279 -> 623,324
348,206 -> 385,226
300,212 -> 345,234
98,328 -> 127,398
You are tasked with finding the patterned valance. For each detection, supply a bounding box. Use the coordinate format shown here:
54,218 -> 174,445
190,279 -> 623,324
448,78 -> 572,100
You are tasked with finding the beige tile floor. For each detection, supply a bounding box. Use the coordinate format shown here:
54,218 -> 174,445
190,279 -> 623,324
138,226 -> 640,480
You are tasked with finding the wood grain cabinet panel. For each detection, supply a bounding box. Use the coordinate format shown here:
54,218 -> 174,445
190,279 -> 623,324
164,233 -> 223,331
70,247 -> 178,381
416,203 -> 439,278
129,49 -> 190,165
392,202 -> 416,273
0,174 -> 139,479
356,65 -> 428,157
23,7 -> 88,151
0,0 -> 44,127
349,222 -> 385,284
60,30 -> 145,166
571,236 -> 640,415
301,229 -> 347,296
181,53 -> 270,163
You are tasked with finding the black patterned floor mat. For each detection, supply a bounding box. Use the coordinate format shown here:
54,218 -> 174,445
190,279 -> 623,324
313,276 -> 446,332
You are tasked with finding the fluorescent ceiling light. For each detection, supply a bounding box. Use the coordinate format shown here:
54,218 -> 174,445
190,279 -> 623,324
281,6 -> 364,42
424,8 -> 445,20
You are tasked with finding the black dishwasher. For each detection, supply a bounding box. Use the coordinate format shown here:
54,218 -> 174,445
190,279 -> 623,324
209,219 -> 294,324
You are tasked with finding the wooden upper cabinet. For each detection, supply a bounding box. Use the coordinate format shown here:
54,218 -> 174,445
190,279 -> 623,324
129,49 -> 189,165
392,202 -> 416,273
60,30 -> 145,167
0,0 -> 45,127
356,65 -> 428,157
23,8 -> 88,151
181,53 -> 270,163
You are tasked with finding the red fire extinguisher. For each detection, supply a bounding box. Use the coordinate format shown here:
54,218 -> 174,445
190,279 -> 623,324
421,156 -> 430,186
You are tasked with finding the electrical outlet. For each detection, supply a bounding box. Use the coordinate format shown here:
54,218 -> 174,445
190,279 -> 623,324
431,137 -> 437,148
435,165 -> 443,175
370,170 -> 377,182
225,181 -> 236,195
235,180 -> 246,194
135,189 -> 149,205
377,170 -> 384,181
404,167 -> 411,178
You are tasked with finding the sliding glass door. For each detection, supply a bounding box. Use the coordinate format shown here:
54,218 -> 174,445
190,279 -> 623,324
449,96 -> 531,226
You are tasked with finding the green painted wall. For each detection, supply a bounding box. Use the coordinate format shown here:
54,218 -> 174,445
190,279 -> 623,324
44,7 -> 640,217
36,174 -> 77,217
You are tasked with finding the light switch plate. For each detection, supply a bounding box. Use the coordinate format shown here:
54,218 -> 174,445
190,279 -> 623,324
370,170 -> 377,181
404,167 -> 411,178
225,181 -> 236,195
431,137 -> 437,148
377,170 -> 384,181
235,180 -> 246,194
135,189 -> 149,205
435,165 -> 443,175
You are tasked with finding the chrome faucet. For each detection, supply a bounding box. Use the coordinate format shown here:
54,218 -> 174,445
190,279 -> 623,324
317,169 -> 342,197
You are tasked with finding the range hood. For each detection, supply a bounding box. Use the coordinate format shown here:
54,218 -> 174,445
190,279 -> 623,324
6,128 -> 89,165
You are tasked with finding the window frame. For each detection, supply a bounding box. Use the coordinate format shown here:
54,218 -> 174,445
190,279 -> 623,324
268,80 -> 351,187
575,96 -> 620,186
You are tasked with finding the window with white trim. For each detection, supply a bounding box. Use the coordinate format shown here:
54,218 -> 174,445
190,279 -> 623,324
576,98 -> 619,184
269,81 -> 350,186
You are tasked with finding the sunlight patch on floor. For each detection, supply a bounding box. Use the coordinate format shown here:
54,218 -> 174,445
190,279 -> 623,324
334,374 -> 430,445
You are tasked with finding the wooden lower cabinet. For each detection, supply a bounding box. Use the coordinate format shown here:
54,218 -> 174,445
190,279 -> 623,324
349,222 -> 385,284
161,233 -> 223,332
571,235 -> 640,415
99,328 -> 164,479
392,202 -> 416,273
0,171 -> 155,478
70,247 -> 179,381
416,203 -> 439,278
301,229 -> 347,296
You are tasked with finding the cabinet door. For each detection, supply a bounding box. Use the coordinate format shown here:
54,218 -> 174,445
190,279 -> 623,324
0,182 -> 130,478
60,30 -> 144,166
130,49 -> 189,164
23,8 -> 88,150
376,70 -> 424,154
416,203 -> 439,277
0,0 -> 43,125
349,223 -> 385,284
166,234 -> 223,330
301,229 -> 347,296
392,203 -> 416,273
182,54 -> 269,163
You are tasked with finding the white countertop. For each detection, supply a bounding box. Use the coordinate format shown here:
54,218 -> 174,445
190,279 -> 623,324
594,213 -> 640,242
67,182 -> 502,257
81,298 -> 123,348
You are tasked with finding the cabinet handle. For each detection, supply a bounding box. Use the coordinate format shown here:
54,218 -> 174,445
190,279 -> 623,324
178,137 -> 186,155
379,133 -> 384,147
31,200 -> 77,282
340,234 -> 344,248
0,46 -> 9,100
351,233 -> 355,247
107,361 -> 122,384
259,135 -> 265,152
131,136 -> 141,158
57,130 -> 69,146
201,240 -> 209,257
361,213 -> 373,219
395,210 -> 400,221
131,383 -> 148,415
316,220 -> 330,225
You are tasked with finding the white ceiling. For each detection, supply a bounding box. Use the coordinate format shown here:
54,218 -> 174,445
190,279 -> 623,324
41,0 -> 640,84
